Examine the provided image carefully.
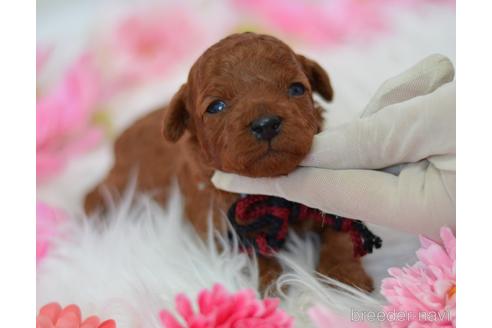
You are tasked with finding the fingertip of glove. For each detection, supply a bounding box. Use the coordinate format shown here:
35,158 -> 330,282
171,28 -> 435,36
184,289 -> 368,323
211,170 -> 227,188
424,53 -> 453,66
422,53 -> 455,81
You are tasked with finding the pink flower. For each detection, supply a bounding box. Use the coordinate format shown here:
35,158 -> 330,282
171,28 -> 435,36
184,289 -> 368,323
159,284 -> 293,328
36,202 -> 66,264
106,6 -> 204,89
232,0 -> 455,47
308,305 -> 371,328
37,53 -> 103,182
36,303 -> 116,328
381,227 -> 456,327
232,0 -> 388,45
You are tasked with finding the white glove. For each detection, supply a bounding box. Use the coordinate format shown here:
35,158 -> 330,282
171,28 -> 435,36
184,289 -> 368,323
212,54 -> 455,240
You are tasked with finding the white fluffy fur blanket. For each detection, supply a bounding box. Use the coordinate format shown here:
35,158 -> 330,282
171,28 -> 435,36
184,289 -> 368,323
37,184 -> 396,327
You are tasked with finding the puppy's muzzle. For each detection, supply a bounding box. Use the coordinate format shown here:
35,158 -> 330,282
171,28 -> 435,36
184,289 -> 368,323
250,115 -> 282,141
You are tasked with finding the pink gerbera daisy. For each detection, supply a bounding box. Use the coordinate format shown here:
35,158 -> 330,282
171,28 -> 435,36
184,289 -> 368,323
36,303 -> 116,328
159,284 -> 293,328
381,227 -> 456,327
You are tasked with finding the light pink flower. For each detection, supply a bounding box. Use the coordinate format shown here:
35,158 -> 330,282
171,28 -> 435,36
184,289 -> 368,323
308,305 -> 371,328
381,227 -> 456,327
36,202 -> 66,264
37,53 -> 103,182
232,0 -> 388,45
37,303 -> 116,328
232,0 -> 455,46
159,284 -> 293,328
106,6 -> 204,89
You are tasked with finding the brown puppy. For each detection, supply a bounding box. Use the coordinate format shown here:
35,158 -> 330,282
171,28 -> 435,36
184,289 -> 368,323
85,33 -> 373,291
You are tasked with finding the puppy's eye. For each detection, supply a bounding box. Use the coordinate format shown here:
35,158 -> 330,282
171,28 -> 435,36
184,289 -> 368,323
206,100 -> 226,114
288,83 -> 306,97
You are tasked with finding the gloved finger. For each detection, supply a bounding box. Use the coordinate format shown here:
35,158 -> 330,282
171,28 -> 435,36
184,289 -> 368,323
302,81 -> 455,169
212,163 -> 454,239
212,168 -> 398,222
361,54 -> 455,118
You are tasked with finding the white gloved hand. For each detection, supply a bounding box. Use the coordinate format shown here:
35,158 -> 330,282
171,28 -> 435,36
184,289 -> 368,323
212,54 -> 456,240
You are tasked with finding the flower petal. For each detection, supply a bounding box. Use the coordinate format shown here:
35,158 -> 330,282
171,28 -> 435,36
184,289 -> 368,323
80,315 -> 100,328
39,303 -> 63,323
98,319 -> 117,328
160,310 -> 184,328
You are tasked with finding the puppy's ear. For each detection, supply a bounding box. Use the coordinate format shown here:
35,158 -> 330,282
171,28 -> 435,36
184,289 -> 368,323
297,55 -> 333,101
162,84 -> 190,142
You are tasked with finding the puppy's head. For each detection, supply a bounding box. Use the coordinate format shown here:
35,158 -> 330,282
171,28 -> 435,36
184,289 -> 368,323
163,33 -> 333,177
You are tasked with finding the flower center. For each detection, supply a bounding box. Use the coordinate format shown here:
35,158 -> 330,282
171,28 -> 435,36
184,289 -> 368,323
447,284 -> 456,299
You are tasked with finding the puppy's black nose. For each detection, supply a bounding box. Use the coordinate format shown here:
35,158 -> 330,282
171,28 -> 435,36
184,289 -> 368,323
250,115 -> 282,141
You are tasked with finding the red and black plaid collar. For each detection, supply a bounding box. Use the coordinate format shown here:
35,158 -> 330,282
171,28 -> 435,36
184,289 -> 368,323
227,195 -> 382,257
